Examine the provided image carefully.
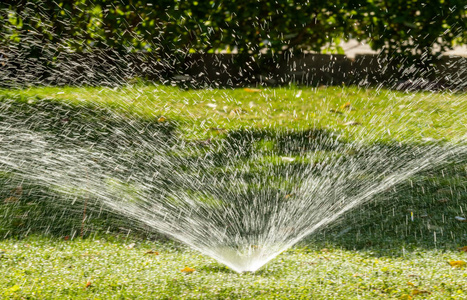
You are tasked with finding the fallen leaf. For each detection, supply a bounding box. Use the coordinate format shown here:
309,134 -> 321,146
157,116 -> 166,123
455,216 -> 467,222
9,285 -> 20,292
284,193 -> 295,199
412,289 -> 430,295
343,121 -> 361,126
340,102 -> 351,109
181,267 -> 195,273
85,281 -> 92,289
64,236 -> 70,241
144,250 -> 159,255
399,294 -> 412,300
458,246 -> 467,252
243,88 -> 261,93
12,186 -> 22,196
407,282 -> 415,286
3,196 -> 19,203
448,260 -> 466,268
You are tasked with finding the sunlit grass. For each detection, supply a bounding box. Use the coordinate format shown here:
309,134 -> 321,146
0,236 -> 466,299
1,84 -> 466,142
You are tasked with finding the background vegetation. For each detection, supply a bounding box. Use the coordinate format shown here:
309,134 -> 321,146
1,0 -> 465,60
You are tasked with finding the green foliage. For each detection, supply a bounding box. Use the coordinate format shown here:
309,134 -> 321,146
1,0 -> 465,59
350,0 -> 467,55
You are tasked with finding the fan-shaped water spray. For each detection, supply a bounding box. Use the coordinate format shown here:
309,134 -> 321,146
1,96 -> 466,272
1,1 -> 466,273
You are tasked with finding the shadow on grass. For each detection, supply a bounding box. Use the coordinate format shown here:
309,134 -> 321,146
0,96 -> 177,238
305,160 -> 467,255
0,94 -> 177,145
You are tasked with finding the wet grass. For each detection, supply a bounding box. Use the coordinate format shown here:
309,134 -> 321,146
0,85 -> 466,299
0,235 -> 466,299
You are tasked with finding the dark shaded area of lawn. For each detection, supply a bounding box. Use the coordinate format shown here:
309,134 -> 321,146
308,160 -> 467,254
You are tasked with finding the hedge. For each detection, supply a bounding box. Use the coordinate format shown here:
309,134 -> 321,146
1,0 -> 465,56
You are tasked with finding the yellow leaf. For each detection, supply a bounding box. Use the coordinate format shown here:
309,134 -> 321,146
448,260 -> 466,268
158,116 -> 166,123
407,282 -> 415,286
9,285 -> 20,292
341,102 -> 351,109
399,294 -> 412,300
243,88 -> 261,93
181,267 -> 195,273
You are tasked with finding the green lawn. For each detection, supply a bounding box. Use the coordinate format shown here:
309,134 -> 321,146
0,85 -> 466,299
0,236 -> 466,299
1,84 -> 466,142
